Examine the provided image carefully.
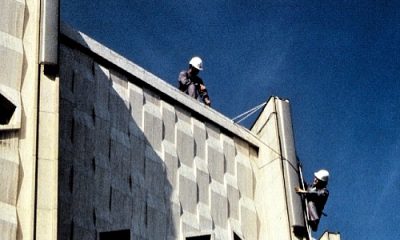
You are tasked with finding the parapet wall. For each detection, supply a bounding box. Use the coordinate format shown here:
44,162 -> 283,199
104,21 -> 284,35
58,23 -> 264,240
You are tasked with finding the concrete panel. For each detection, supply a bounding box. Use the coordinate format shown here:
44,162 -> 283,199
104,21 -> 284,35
210,182 -> 228,228
131,184 -> 147,237
222,135 -> 236,176
226,182 -> 240,221
94,63 -> 111,121
176,128 -> 194,168
0,45 -> 23,90
240,198 -> 258,240
161,101 -> 176,143
110,188 -> 132,228
143,103 -> 162,151
0,0 -> 25,38
195,157 -> 210,205
164,148 -> 179,190
207,144 -> 224,184
147,193 -> 167,239
193,118 -> 206,159
178,166 -> 197,214
130,134 -> 145,177
145,146 -> 165,198
0,158 -> 19,205
128,83 -> 144,131
0,203 -> 17,240
197,202 -> 213,231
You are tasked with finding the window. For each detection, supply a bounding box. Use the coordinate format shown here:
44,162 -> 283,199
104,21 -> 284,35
99,229 -> 130,240
0,93 -> 16,125
233,232 -> 242,240
186,235 -> 211,240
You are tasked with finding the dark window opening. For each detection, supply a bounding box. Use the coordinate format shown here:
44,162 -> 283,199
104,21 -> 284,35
233,232 -> 242,240
0,93 -> 16,125
186,235 -> 211,240
99,229 -> 130,240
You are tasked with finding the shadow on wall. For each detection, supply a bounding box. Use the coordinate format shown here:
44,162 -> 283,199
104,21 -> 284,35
58,32 -> 174,240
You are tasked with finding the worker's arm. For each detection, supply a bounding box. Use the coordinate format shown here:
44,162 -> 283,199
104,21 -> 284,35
178,71 -> 191,86
295,186 -> 307,194
199,84 -> 211,106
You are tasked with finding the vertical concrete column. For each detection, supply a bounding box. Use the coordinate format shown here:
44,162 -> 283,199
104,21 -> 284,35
35,0 -> 60,239
35,66 -> 60,240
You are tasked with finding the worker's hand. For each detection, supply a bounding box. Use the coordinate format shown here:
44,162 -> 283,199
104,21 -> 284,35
200,84 -> 207,91
295,186 -> 306,193
204,98 -> 211,106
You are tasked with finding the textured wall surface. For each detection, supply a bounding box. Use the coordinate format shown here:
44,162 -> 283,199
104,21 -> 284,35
0,0 -> 25,239
58,27 -> 260,240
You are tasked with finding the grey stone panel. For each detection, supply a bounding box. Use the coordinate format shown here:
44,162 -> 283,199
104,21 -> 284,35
73,69 -> 96,117
128,84 -> 144,131
59,99 -> 74,151
94,63 -> 111,121
147,194 -> 167,239
0,0 -> 25,38
237,160 -> 254,199
131,184 -> 147,238
207,146 -> 224,184
72,169 -> 95,228
223,139 -> 236,176
164,150 -> 178,190
179,172 -> 197,214
210,188 -> 228,228
0,219 -> 17,240
196,163 -> 210,205
166,202 -> 180,238
161,103 -> 176,143
0,157 -> 19,205
176,129 -> 194,167
143,89 -> 160,106
71,223 -> 96,240
94,117 -> 111,159
143,108 -> 162,152
0,46 -> 23,90
110,187 -> 132,228
59,46 -> 75,98
109,91 -> 129,133
109,140 -> 130,192
193,121 -> 206,159
227,184 -> 240,220
130,135 -> 146,178
240,204 -> 258,240
144,150 -> 165,198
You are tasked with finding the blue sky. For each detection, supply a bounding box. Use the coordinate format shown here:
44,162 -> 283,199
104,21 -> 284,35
62,1 -> 400,238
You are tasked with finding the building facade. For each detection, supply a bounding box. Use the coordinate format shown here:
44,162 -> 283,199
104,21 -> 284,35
0,1 -> 338,239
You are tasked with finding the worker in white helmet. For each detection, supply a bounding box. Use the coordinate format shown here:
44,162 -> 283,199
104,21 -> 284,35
178,56 -> 211,106
295,169 -> 330,231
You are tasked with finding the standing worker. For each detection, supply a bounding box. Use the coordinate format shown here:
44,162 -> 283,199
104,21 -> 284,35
178,56 -> 211,106
295,169 -> 330,231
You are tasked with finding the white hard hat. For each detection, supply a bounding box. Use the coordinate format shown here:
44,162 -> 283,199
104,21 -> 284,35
314,169 -> 329,182
189,56 -> 203,71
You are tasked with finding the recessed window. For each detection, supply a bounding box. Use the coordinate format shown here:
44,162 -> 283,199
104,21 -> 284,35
233,232 -> 242,240
0,93 -> 16,125
99,229 -> 130,240
186,235 -> 211,240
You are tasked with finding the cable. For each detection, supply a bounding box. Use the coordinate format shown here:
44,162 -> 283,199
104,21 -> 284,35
232,101 -> 267,123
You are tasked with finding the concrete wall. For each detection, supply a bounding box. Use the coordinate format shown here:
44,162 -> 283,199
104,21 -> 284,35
58,24 -> 269,240
0,0 -> 40,240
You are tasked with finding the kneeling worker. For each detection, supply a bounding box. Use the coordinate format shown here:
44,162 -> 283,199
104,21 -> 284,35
178,56 -> 211,106
295,169 -> 330,231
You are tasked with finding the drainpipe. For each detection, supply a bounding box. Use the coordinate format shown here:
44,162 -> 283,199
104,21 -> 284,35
274,97 -> 307,238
